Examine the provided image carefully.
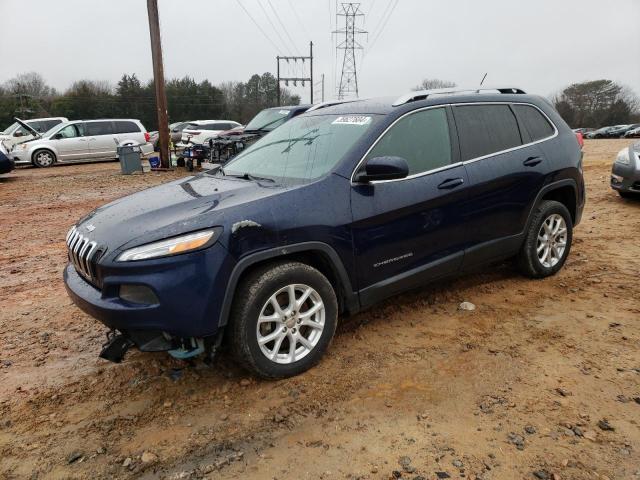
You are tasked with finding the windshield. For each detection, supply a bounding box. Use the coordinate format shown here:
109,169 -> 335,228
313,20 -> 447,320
223,114 -> 377,183
245,109 -> 291,131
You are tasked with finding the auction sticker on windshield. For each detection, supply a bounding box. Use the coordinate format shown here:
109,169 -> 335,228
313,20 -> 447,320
278,110 -> 290,115
332,116 -> 372,126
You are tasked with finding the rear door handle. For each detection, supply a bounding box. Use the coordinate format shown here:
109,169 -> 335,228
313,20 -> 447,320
437,178 -> 465,190
523,156 -> 543,167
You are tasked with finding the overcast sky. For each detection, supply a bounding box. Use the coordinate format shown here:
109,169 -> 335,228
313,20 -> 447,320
1,0 -> 639,103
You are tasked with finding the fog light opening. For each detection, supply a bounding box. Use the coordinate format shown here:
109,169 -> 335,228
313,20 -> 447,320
119,284 -> 159,305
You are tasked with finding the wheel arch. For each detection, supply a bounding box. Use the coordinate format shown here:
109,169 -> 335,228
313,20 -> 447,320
218,242 -> 358,329
524,179 -> 578,232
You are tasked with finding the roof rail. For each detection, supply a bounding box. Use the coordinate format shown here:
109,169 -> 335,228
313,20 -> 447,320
307,99 -> 359,112
392,86 -> 526,107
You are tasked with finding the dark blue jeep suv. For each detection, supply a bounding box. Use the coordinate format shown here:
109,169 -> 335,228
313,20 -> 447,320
64,87 -> 585,378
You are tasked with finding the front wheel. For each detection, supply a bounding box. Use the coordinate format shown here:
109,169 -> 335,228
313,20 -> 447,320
32,149 -> 56,168
517,200 -> 573,278
228,261 -> 338,378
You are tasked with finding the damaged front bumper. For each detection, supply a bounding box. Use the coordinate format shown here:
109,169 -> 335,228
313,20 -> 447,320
63,243 -> 235,362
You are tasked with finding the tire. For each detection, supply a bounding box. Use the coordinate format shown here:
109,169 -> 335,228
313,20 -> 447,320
517,200 -> 573,279
619,191 -> 637,199
228,261 -> 338,378
32,149 -> 56,168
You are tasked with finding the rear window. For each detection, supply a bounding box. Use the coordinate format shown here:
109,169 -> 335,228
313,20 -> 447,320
85,121 -> 114,136
513,105 -> 555,142
454,105 -> 523,161
114,121 -> 140,134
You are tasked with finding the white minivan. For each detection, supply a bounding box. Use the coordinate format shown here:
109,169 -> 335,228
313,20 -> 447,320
0,117 -> 68,150
10,119 -> 153,167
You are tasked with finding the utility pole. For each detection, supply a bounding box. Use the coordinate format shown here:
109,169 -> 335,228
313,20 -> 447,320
276,41 -> 314,105
322,73 -> 325,102
334,3 -> 366,100
146,0 -> 170,169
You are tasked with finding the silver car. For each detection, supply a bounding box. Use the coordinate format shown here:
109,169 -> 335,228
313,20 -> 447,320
10,119 -> 153,167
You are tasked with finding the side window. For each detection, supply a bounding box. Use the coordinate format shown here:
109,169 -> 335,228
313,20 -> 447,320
513,105 -> 555,142
365,108 -> 452,175
114,121 -> 140,134
58,125 -> 79,139
85,121 -> 114,136
454,105 -> 523,161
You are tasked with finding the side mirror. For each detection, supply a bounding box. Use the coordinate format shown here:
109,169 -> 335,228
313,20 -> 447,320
52,133 -> 64,140
354,156 -> 409,183
14,131 -> 23,137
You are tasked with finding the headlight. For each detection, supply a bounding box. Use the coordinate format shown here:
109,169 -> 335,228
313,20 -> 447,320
117,229 -> 220,262
16,143 -> 28,151
616,148 -> 631,165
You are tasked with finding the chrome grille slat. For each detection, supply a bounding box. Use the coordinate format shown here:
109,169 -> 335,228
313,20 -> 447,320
65,226 -> 102,286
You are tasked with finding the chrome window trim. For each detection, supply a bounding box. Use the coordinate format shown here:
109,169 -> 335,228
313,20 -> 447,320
350,101 -> 558,185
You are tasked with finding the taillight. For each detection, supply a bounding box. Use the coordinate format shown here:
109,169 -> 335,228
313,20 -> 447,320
144,132 -> 151,142
576,132 -> 584,149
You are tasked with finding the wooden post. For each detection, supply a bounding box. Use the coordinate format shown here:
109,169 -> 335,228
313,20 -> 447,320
147,0 -> 170,168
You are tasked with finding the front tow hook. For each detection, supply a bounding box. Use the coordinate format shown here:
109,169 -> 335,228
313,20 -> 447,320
99,332 -> 135,363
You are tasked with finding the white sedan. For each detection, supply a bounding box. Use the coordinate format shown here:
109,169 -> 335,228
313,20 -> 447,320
179,120 -> 241,145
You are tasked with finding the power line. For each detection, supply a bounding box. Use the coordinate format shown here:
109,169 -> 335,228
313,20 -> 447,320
267,0 -> 300,55
334,3 -> 367,99
366,0 -> 398,55
235,0 -> 282,53
255,0 -> 293,55
288,0 -> 310,38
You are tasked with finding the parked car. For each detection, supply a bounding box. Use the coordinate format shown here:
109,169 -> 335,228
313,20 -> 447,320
63,86 -> 584,377
587,126 -> 616,139
0,142 -> 14,174
572,127 -> 594,137
214,105 -> 311,143
9,119 -> 153,167
606,124 -> 637,138
610,142 -> 640,198
179,120 -> 241,146
624,126 -> 640,138
0,117 -> 68,150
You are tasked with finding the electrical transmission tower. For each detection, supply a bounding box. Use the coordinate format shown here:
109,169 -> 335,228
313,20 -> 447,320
334,3 -> 366,100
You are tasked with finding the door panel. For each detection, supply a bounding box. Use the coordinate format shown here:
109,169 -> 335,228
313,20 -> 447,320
85,122 -> 117,158
452,103 -> 548,270
351,165 -> 470,306
52,124 -> 89,160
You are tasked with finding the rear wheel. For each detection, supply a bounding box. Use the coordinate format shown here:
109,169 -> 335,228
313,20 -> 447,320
228,261 -> 338,378
517,200 -> 573,278
32,149 -> 56,168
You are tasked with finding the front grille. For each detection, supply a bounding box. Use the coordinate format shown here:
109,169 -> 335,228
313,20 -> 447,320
66,226 -> 102,286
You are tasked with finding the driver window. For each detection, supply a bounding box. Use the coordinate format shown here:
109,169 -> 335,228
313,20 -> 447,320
58,125 -> 79,139
365,107 -> 452,176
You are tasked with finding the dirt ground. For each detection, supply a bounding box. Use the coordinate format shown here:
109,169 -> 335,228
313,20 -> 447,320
0,140 -> 639,480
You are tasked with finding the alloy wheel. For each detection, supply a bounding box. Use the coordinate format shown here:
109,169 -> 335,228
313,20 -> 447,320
536,213 -> 568,268
256,284 -> 325,364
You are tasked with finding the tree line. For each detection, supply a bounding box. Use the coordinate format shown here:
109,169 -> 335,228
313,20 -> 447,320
0,72 -> 301,131
414,78 -> 640,128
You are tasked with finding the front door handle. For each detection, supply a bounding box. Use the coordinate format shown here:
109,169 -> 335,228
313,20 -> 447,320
437,178 -> 465,190
523,156 -> 543,167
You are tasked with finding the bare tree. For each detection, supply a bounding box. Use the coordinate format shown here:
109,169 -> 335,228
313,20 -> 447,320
4,72 -> 56,98
413,78 -> 457,91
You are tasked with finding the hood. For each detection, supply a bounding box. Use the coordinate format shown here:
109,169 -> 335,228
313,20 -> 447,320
75,173 -> 288,255
13,117 -> 41,138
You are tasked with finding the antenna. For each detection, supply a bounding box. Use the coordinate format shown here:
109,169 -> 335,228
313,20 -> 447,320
480,73 -> 488,86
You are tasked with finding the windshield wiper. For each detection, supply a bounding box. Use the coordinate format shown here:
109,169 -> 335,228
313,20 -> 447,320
219,169 -> 276,183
